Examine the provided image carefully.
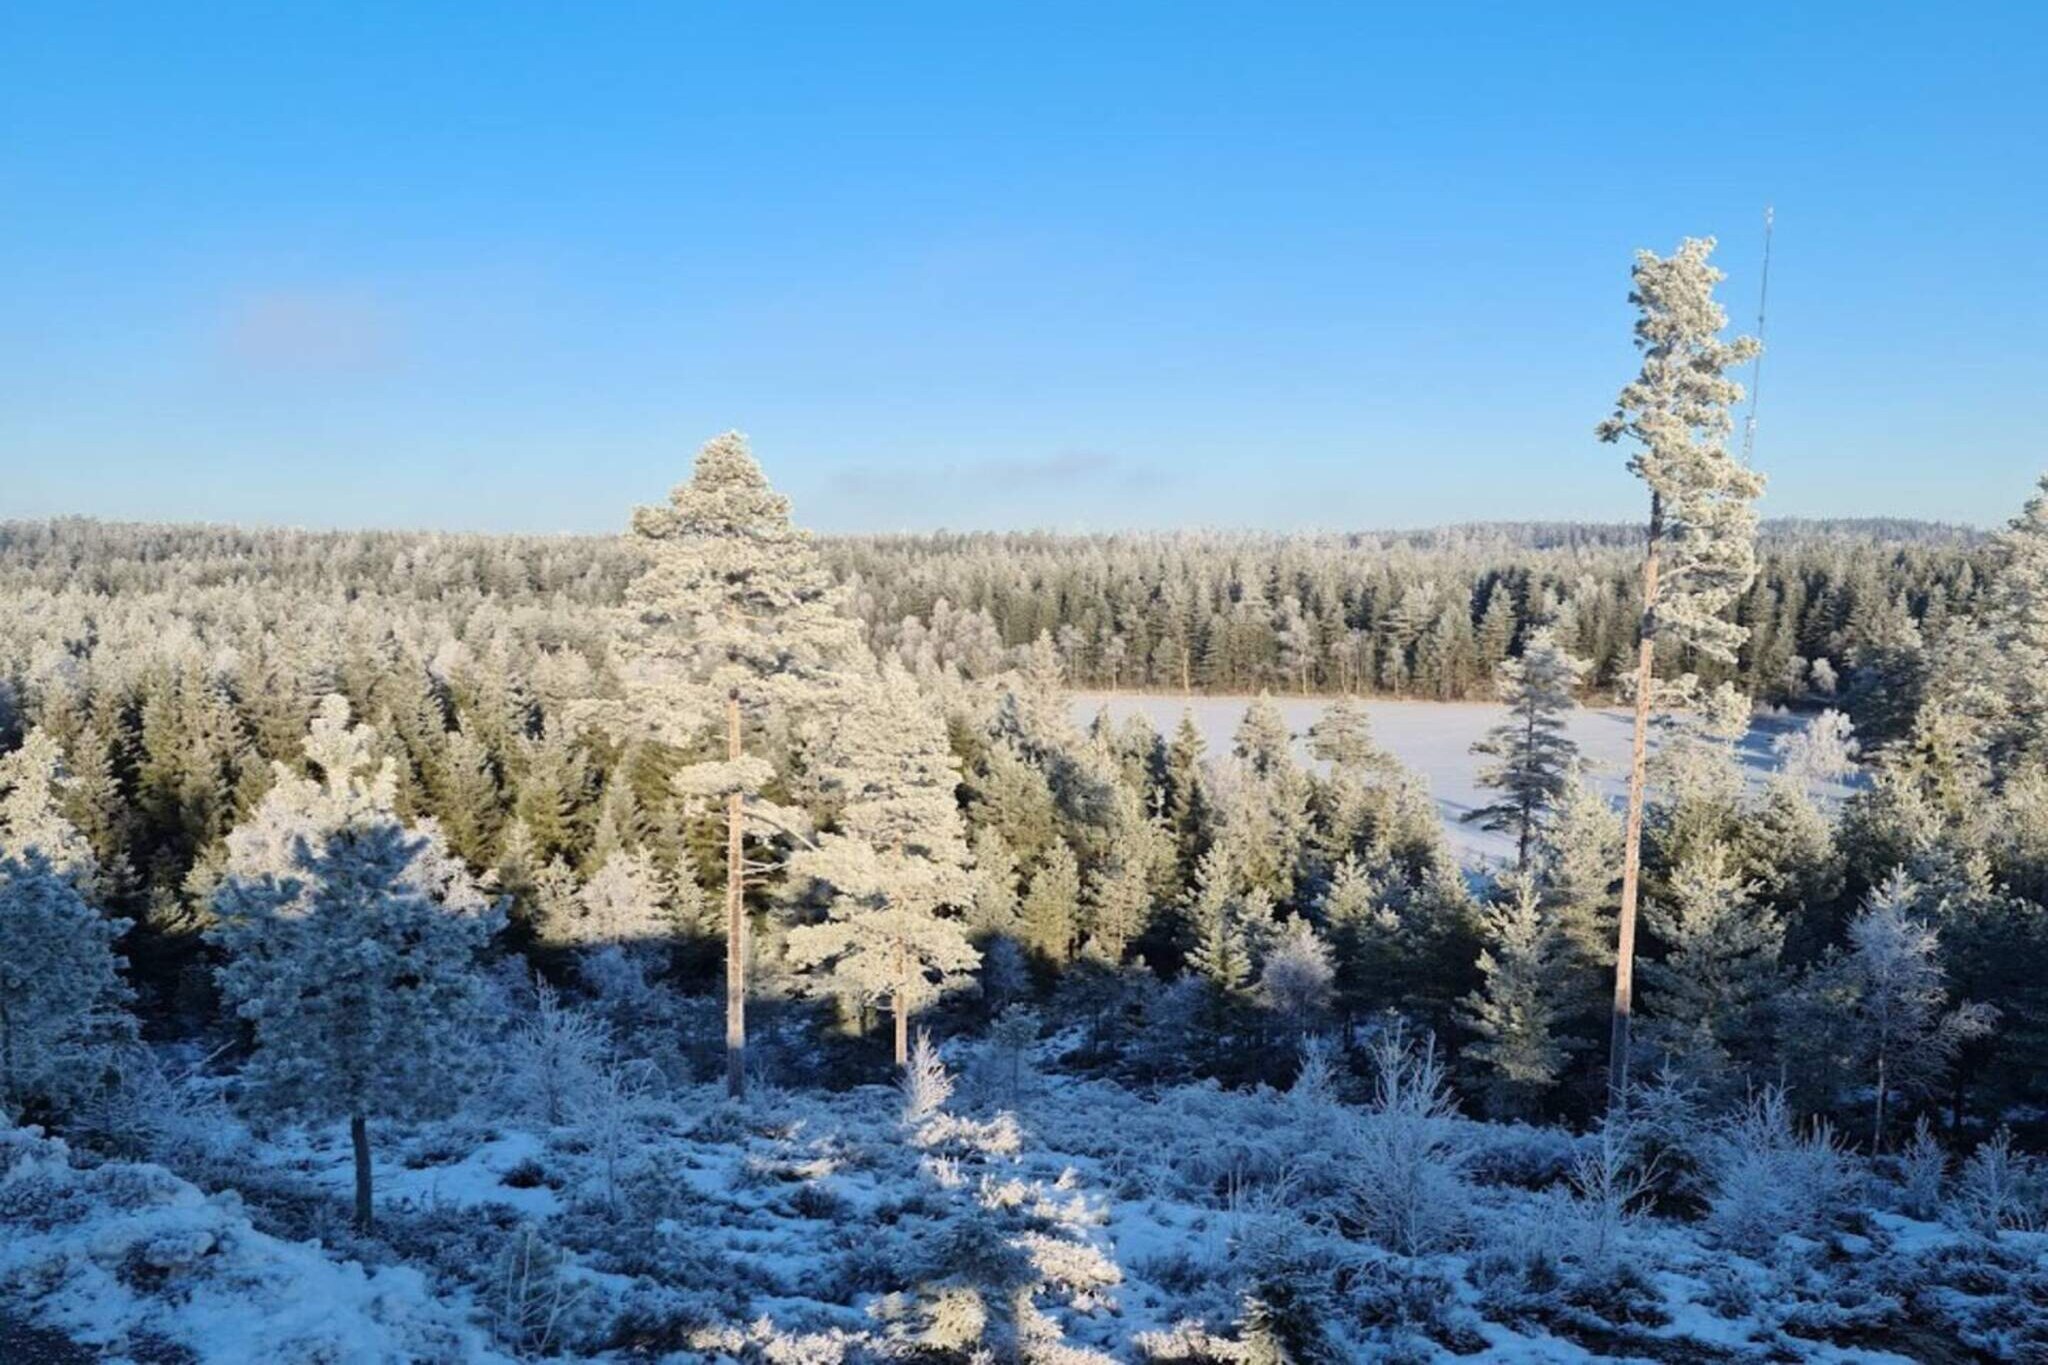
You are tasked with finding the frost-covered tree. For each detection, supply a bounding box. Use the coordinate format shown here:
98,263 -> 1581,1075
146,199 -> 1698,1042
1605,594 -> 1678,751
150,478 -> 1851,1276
1305,696 -> 1394,774
0,850 -> 132,1119
209,696 -> 499,1230
1182,844 -> 1252,997
1978,473 -> 2048,765
1019,842 -> 1080,967
556,847 -> 670,948
1461,875 -> 1571,1118
614,432 -> 860,1096
1640,843 -> 1784,1092
0,728 -> 98,888
1821,874 -> 1996,1149
786,663 -> 978,1064
1773,708 -> 1861,790
1596,236 -> 1765,1104
1465,628 -> 1587,870
1256,915 -> 1334,1035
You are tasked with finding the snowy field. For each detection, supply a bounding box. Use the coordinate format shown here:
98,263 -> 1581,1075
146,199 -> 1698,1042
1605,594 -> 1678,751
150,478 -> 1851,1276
1071,693 -> 1852,866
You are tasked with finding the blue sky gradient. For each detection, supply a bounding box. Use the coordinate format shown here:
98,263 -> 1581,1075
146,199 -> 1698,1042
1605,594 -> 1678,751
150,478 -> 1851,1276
3,2 -> 2044,532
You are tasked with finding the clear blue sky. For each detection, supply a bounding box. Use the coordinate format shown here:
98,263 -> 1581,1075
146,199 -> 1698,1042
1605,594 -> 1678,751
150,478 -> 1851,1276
3,2 -> 2044,533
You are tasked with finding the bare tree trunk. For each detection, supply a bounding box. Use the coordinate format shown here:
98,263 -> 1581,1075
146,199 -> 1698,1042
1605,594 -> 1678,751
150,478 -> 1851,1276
725,687 -> 747,1100
1610,503 -> 1662,1110
350,1112 -> 373,1232
1873,1052 -> 1888,1152
894,939 -> 911,1068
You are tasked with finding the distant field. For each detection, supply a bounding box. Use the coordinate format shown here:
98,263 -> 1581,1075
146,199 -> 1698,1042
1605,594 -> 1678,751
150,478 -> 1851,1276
1069,692 -> 1848,867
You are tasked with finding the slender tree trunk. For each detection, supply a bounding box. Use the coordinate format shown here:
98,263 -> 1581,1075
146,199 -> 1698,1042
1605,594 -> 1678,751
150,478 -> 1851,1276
1518,701 -> 1538,872
350,1112 -> 373,1232
725,687 -> 747,1100
1873,1052 -> 1888,1152
1610,502 -> 1662,1110
894,938 -> 911,1068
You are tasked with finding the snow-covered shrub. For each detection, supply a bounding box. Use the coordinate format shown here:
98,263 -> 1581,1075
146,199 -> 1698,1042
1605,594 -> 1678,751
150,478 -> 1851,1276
899,1028 -> 953,1125
502,979 -> 611,1127
1892,1116 -> 1947,1220
1706,1087 -> 1861,1254
1566,1119 -> 1659,1279
73,1044 -> 238,1165
1289,1034 -> 1340,1108
1346,1030 -> 1470,1256
572,1057 -> 658,1214
1950,1127 -> 2042,1235
490,1225 -> 589,1357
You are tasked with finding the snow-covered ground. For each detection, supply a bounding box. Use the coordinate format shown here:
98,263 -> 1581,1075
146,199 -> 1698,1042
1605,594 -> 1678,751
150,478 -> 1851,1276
1071,693 -> 1854,865
9,1039 -> 2043,1363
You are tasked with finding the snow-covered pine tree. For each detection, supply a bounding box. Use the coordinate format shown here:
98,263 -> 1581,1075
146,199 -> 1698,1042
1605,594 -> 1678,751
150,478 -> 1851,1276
209,696 -> 499,1230
615,431 -> 860,1096
1639,842 -> 1784,1093
0,850 -> 132,1119
0,728 -> 99,889
1465,627 -> 1587,870
1305,696 -> 1395,775
1461,873 -> 1571,1118
786,663 -> 978,1065
1596,236 -> 1766,1105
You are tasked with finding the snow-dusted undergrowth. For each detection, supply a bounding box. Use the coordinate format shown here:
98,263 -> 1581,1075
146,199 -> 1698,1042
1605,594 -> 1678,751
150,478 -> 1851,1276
7,1032 -> 2045,1363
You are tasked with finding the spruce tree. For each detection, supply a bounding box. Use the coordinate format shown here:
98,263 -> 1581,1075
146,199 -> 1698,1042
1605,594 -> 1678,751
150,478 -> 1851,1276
1465,628 -> 1587,870
1462,874 -> 1571,1118
1019,842 -> 1081,967
1596,236 -> 1766,1105
1639,843 -> 1784,1092
615,432 -> 859,1095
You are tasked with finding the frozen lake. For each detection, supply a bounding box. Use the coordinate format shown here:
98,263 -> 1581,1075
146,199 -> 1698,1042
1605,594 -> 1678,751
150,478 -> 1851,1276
1069,692 -> 1846,868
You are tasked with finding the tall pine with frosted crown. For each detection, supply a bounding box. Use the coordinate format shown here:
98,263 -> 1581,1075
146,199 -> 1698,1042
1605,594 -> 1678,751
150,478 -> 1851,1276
785,662 -> 977,1065
209,697 -> 497,1231
1595,238 -> 1764,1106
1465,628 -> 1586,871
615,432 -> 859,1096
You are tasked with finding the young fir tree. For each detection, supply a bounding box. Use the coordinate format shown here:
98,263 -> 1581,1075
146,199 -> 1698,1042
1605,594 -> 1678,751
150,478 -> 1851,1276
209,697 -> 499,1231
0,850 -> 132,1120
1461,874 -> 1571,1118
785,663 -> 978,1065
1595,237 -> 1766,1105
1018,841 -> 1080,967
1639,843 -> 1784,1092
1183,843 -> 1253,997
615,432 -> 859,1096
1465,628 -> 1588,870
